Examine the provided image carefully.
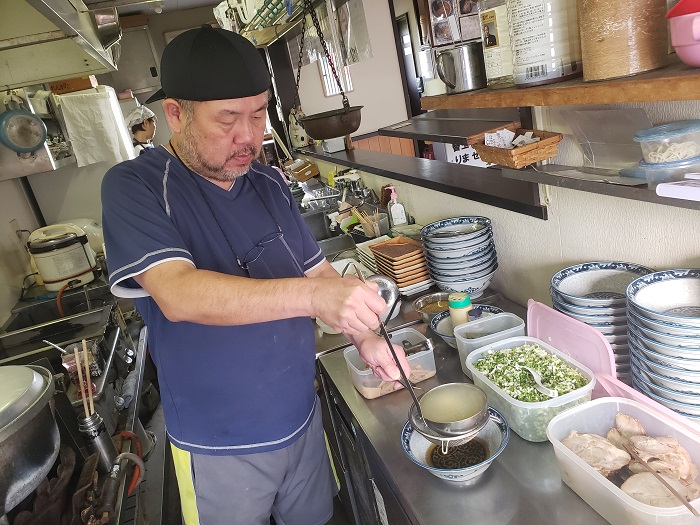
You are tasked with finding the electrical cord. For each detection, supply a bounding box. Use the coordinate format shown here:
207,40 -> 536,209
18,272 -> 38,301
56,279 -> 81,317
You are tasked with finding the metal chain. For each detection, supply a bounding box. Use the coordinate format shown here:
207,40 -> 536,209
292,7 -> 308,111
305,0 -> 350,110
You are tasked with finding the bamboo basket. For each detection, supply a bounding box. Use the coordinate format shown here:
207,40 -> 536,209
471,129 -> 563,169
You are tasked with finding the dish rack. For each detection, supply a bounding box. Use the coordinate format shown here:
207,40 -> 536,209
471,128 -> 564,169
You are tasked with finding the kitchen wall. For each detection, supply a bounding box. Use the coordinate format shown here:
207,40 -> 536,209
294,0 -> 408,134
310,99 -> 700,308
0,179 -> 40,324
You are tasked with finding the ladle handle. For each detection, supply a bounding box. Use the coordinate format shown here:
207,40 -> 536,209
350,265 -> 424,416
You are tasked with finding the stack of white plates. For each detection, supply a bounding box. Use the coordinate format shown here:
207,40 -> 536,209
355,235 -> 390,274
550,262 -> 655,384
421,217 -> 497,299
626,269 -> 700,420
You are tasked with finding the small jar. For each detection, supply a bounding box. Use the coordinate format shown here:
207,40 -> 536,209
449,293 -> 473,327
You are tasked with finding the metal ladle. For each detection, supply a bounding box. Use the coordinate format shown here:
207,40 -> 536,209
351,265 -> 426,422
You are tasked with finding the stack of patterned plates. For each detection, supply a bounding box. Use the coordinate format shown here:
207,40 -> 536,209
421,217 -> 497,299
355,235 -> 390,274
550,262 -> 655,385
626,269 -> 700,421
369,236 -> 432,296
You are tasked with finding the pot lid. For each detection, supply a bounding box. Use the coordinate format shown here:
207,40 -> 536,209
28,232 -> 83,253
0,366 -> 48,428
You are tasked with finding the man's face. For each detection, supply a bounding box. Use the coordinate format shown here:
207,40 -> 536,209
484,26 -> 490,37
177,91 -> 268,182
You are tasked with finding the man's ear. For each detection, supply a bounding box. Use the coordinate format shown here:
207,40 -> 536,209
162,99 -> 185,134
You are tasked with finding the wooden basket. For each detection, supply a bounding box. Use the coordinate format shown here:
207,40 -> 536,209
471,128 -> 563,169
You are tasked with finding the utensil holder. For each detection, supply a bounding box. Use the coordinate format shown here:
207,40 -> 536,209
471,128 -> 563,169
78,412 -> 118,473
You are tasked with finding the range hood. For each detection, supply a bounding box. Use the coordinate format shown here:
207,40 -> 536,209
0,0 -> 120,90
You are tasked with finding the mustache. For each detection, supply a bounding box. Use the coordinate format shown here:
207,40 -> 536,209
228,145 -> 258,160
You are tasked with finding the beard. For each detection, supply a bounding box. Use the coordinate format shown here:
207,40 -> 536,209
177,125 -> 259,183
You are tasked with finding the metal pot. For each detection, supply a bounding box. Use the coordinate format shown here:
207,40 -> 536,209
299,106 -> 363,140
0,96 -> 47,154
435,42 -> 487,94
0,365 -> 60,516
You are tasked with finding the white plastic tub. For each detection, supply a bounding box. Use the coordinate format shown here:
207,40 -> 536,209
454,313 -> 525,378
465,336 -> 595,442
343,328 -> 436,400
547,398 -> 700,525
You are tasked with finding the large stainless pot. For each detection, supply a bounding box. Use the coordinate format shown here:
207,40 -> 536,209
0,365 -> 59,516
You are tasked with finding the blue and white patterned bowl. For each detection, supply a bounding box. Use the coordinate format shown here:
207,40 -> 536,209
628,314 -> 700,348
429,260 -> 498,282
633,374 -> 700,407
551,262 -> 655,308
424,234 -> 494,260
629,337 -> 700,372
550,288 -> 628,316
627,269 -> 700,328
421,217 -> 492,246
425,248 -> 495,272
434,269 -> 497,298
423,228 -> 492,251
630,357 -> 700,395
401,406 -> 509,485
629,323 -> 700,360
427,254 -> 498,278
628,307 -> 700,338
632,377 -> 700,417
551,300 -> 626,325
630,346 -> 700,383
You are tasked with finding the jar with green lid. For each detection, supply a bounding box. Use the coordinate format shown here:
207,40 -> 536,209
449,293 -> 473,327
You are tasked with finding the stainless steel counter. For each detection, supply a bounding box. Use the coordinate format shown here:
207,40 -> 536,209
317,290 -> 607,525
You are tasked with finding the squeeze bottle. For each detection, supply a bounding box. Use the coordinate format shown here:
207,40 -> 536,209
387,186 -> 408,227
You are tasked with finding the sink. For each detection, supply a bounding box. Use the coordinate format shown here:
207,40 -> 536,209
318,233 -> 357,260
301,208 -> 334,241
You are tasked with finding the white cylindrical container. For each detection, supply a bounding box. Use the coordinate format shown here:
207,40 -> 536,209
28,224 -> 97,291
477,0 -> 515,88
507,0 -> 582,87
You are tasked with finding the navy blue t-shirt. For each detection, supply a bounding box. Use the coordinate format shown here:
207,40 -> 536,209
101,146 -> 325,455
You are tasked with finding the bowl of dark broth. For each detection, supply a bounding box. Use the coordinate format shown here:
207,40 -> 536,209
401,407 -> 509,484
412,292 -> 450,324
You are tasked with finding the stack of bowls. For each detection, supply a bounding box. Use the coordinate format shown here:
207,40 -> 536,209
550,262 -> 655,384
421,217 -> 497,299
626,269 -> 700,422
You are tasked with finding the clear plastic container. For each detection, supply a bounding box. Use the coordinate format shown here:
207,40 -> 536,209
465,336 -> 595,442
454,312 -> 525,378
634,120 -> 700,164
638,155 -> 700,189
547,398 -> 700,525
343,328 -> 436,400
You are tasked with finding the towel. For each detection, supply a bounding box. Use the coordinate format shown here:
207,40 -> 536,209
120,369 -> 139,409
58,87 -> 135,167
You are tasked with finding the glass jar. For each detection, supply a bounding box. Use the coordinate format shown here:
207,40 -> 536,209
477,0 -> 515,89
506,0 -> 582,87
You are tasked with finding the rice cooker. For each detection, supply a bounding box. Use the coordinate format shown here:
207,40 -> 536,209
27,224 -> 98,292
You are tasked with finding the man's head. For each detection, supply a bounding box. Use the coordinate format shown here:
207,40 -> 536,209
148,25 -> 271,182
483,25 -> 490,37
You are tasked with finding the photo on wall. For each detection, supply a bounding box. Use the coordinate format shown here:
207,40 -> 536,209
480,10 -> 499,48
430,0 -> 460,46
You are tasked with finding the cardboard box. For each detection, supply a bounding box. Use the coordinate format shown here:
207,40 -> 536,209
49,76 -> 98,95
283,159 -> 319,182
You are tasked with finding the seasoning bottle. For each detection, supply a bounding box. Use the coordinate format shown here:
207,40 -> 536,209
448,293 -> 472,327
386,186 -> 408,227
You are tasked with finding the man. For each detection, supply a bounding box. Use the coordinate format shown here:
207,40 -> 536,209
125,106 -> 157,154
483,24 -> 497,47
101,26 -> 409,525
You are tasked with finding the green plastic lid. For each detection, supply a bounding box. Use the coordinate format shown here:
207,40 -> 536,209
448,292 -> 471,308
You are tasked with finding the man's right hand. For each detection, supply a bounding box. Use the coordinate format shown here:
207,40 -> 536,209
311,275 -> 387,336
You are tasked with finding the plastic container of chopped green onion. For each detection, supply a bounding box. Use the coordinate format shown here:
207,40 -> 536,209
465,337 -> 595,442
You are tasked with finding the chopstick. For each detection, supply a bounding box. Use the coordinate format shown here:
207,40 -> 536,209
622,443 -> 700,517
82,339 -> 95,416
74,348 -> 90,419
351,207 -> 380,238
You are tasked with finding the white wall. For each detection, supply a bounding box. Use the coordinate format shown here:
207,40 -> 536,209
308,99 -> 700,308
0,179 -> 40,324
295,0 -> 408,135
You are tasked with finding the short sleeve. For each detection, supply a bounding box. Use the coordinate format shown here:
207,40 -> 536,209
101,161 -> 195,298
